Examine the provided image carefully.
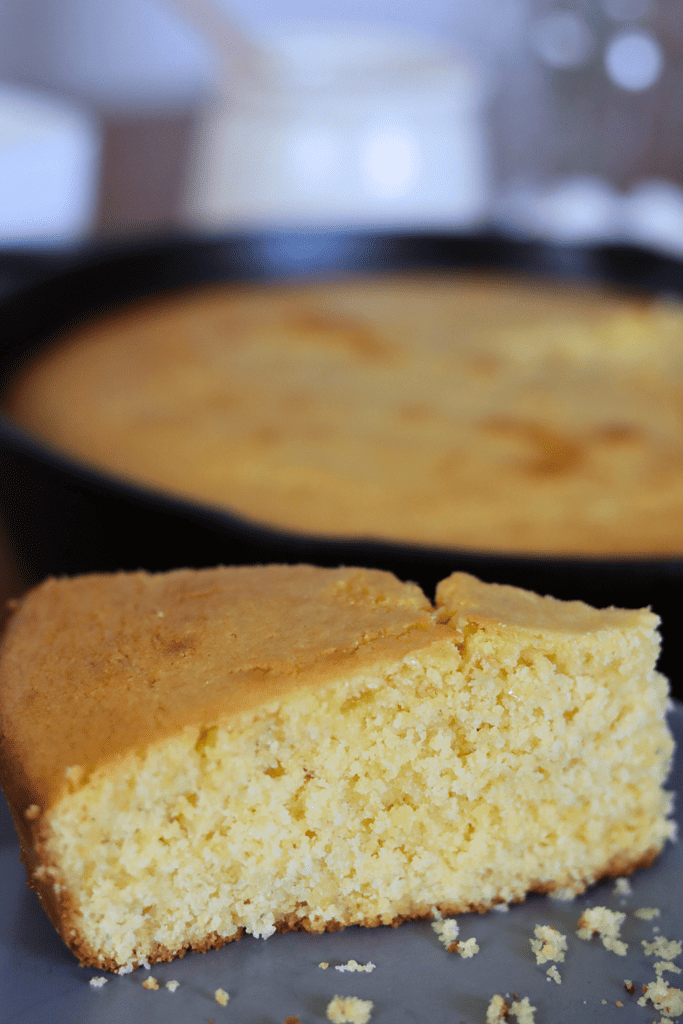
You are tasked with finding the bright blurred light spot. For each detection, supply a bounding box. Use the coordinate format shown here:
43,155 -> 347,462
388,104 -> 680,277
602,0 -> 652,22
531,12 -> 593,68
604,31 -> 663,90
361,131 -> 420,198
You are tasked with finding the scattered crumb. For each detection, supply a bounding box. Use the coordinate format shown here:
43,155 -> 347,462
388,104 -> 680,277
458,937 -> 480,958
635,908 -> 661,920
283,1017 -> 302,1024
215,988 -> 230,1006
546,965 -> 561,984
655,961 -> 683,977
510,996 -> 537,1023
615,1000 -> 624,1007
643,938 -> 683,960
530,924 -> 567,964
142,976 -> 159,990
432,915 -> 459,949
637,978 -> 683,1016
624,981 -> 636,994
165,980 -> 179,992
601,999 -> 607,1004
614,878 -> 632,896
486,994 -> 510,1022
577,907 -> 628,954
89,976 -> 107,988
603,936 -> 629,956
319,962 -> 329,969
326,994 -> 373,1023
335,960 -> 376,973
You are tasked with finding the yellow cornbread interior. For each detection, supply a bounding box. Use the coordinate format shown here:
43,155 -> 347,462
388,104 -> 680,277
37,606 -> 674,971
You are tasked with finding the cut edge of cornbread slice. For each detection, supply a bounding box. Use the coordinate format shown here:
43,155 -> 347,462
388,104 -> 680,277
0,565 -> 675,972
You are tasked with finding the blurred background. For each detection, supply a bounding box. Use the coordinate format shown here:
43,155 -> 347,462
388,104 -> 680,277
2,0 -> 683,604
1,0 -> 683,249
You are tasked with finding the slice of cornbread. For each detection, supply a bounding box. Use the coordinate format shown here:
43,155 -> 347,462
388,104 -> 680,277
0,565 -> 675,972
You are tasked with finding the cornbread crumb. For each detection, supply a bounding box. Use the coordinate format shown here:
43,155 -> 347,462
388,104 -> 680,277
142,976 -> 159,990
326,994 -> 373,1023
283,1017 -> 302,1024
615,1000 -> 624,1007
24,804 -> 40,820
319,962 -> 329,969
637,978 -> 683,1016
89,976 -> 107,988
510,996 -> 537,1023
643,938 -> 683,960
335,960 -> 376,973
635,907 -> 662,920
486,995 -> 510,1022
577,907 -> 627,954
655,962 -> 683,977
432,914 -> 459,949
546,965 -> 562,984
614,878 -> 632,896
624,981 -> 636,994
457,937 -> 480,958
215,988 -> 230,1006
530,924 -> 567,964
603,937 -> 629,956
165,980 -> 179,992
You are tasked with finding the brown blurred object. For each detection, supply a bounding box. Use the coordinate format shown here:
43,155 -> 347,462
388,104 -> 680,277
94,108 -> 197,237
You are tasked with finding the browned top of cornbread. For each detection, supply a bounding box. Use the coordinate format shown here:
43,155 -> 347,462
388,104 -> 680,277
436,570 -> 656,636
0,565 -> 656,812
7,271 -> 683,555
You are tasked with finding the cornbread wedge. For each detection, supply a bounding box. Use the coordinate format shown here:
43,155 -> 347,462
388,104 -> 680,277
0,565 -> 674,971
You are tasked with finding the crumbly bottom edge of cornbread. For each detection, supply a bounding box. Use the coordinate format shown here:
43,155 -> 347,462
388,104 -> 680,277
47,846 -> 663,974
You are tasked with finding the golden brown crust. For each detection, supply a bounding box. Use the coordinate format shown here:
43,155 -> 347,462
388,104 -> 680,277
0,564 -> 436,809
436,570 -> 658,636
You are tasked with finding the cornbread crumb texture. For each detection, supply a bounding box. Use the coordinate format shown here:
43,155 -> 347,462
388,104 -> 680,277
166,979 -> 179,992
577,907 -> 628,955
486,995 -> 510,1023
635,906 -> 661,920
638,978 -> 683,1016
89,976 -> 107,988
530,924 -> 567,965
326,995 -> 373,1024
142,975 -> 159,990
214,987 -> 229,1006
0,563 -> 675,974
546,965 -> 561,984
11,272 -> 683,557
335,960 -> 376,973
486,995 -> 537,1023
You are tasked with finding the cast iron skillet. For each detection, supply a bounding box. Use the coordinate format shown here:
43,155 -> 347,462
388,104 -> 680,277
1,231 -> 682,692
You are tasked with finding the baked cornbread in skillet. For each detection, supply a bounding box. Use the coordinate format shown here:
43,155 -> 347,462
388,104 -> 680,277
7,272 -> 683,555
0,565 -> 674,971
